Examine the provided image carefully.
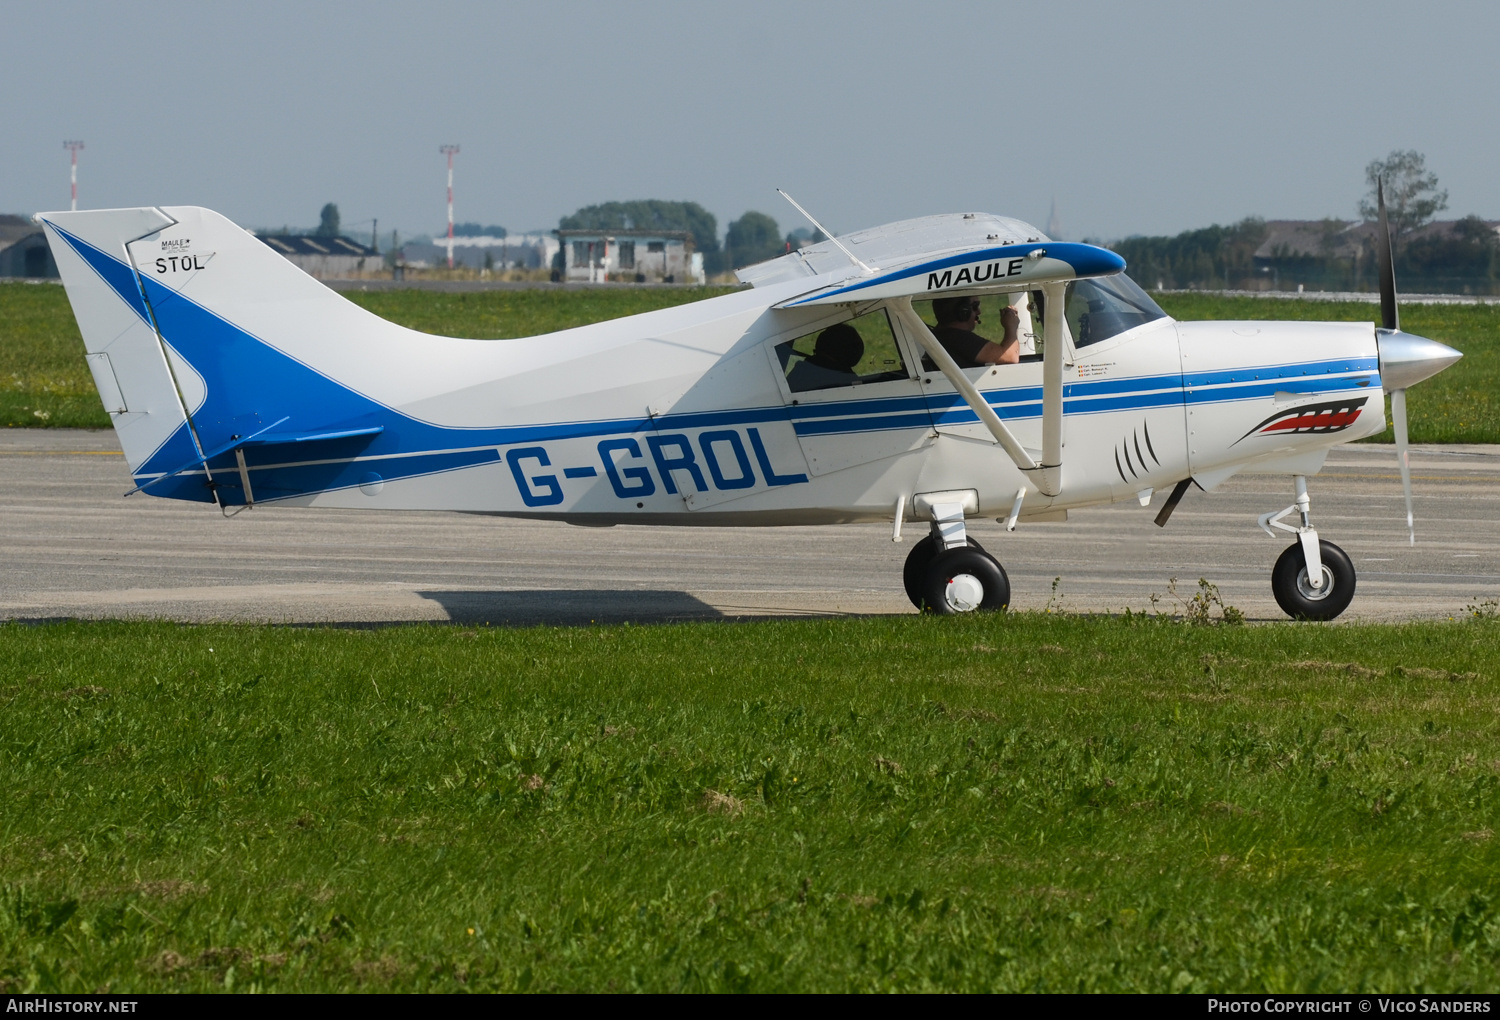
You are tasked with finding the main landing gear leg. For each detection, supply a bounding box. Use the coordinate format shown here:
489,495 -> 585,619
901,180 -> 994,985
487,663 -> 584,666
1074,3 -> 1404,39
901,500 -> 1010,615
1260,475 -> 1356,620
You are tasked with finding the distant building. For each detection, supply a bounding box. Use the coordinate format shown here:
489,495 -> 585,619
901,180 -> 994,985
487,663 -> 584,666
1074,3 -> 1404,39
1253,218 -> 1500,262
0,215 -> 57,278
556,228 -> 704,284
259,234 -> 382,279
399,233 -> 559,271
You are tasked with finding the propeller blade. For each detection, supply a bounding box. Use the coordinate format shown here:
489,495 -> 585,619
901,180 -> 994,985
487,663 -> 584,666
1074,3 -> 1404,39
1391,386 -> 1415,545
1378,180 -> 1415,542
1376,178 -> 1399,332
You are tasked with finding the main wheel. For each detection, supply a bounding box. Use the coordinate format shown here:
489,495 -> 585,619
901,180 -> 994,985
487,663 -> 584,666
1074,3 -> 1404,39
919,547 -> 1010,615
903,534 -> 986,609
1271,540 -> 1356,621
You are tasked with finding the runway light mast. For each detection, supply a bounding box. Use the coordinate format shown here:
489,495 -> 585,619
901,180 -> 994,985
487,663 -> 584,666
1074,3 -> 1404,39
63,141 -> 84,211
439,144 -> 460,269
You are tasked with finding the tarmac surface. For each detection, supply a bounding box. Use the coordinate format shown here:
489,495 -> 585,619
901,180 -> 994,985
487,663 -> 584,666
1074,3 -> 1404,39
2,429 -> 1497,626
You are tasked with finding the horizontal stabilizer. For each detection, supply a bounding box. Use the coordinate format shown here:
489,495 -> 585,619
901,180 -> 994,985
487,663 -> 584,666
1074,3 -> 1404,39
125,420 -> 385,496
245,425 -> 385,446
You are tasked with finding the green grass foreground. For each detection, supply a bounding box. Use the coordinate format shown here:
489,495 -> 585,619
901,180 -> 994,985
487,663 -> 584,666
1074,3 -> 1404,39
3,281 -> 1498,441
2,615 -> 1498,992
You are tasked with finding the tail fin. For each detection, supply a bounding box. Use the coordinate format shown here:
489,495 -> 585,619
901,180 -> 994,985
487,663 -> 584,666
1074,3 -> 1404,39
39,207 -> 201,484
39,206 -> 423,505
39,205 -> 699,511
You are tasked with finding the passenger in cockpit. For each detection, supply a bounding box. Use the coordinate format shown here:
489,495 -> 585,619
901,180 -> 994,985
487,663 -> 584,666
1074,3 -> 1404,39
787,322 -> 865,391
929,296 -> 1019,367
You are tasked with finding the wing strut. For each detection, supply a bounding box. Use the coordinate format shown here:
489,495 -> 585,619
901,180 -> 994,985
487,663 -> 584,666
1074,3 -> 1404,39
891,297 -> 1064,497
1036,282 -> 1067,496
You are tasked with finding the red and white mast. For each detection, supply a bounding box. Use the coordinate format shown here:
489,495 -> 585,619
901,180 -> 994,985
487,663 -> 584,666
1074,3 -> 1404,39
63,140 -> 84,211
439,144 -> 460,269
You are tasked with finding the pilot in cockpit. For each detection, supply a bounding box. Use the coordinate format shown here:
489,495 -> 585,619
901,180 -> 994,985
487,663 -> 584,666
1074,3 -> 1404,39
929,296 -> 1020,368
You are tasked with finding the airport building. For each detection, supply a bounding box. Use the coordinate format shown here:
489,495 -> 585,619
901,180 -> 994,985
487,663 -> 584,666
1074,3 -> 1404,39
0,215 -> 57,278
1249,218 -> 1500,292
258,234 -> 383,279
556,228 -> 705,284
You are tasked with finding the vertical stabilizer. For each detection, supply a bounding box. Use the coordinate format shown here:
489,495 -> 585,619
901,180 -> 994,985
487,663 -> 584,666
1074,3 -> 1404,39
38,207 -> 201,480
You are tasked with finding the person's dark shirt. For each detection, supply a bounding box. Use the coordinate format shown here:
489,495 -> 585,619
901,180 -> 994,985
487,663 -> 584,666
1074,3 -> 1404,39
925,325 -> 990,369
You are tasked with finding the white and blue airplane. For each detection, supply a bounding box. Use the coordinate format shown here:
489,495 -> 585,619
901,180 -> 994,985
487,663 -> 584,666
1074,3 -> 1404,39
35,187 -> 1460,620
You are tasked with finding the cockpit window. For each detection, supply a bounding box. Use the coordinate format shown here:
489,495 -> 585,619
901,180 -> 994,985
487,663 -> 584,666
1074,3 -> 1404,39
777,308 -> 909,393
1064,274 -> 1167,348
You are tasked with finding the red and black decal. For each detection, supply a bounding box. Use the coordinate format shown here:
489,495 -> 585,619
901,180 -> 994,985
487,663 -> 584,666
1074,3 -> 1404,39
1234,396 -> 1368,445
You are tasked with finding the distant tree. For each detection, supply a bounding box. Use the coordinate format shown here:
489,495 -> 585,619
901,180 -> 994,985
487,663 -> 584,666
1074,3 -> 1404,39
559,200 -> 719,256
1403,215 -> 1498,282
725,211 -> 783,269
1110,218 -> 1268,290
454,222 -> 507,238
315,203 -> 341,238
1359,150 -> 1448,244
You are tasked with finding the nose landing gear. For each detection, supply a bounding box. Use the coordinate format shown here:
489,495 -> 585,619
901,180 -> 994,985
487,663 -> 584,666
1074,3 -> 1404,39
1260,475 -> 1356,620
1271,540 -> 1356,620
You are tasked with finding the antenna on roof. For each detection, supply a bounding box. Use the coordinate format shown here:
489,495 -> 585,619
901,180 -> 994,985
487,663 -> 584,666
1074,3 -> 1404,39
776,189 -> 875,274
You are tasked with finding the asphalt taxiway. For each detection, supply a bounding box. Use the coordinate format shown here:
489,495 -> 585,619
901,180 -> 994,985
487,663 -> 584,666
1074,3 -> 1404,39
2,430 -> 1496,626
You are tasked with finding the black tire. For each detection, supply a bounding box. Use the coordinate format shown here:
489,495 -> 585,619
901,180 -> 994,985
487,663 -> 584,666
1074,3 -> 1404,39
902,534 -> 985,609
920,547 -> 1010,615
1271,540 -> 1356,621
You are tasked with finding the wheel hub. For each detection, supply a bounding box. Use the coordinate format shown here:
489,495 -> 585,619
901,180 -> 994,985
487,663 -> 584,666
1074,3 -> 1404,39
1296,566 -> 1335,601
944,573 -> 985,612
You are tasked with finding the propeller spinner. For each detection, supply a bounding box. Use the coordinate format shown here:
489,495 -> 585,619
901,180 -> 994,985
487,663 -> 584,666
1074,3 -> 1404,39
1373,179 -> 1463,545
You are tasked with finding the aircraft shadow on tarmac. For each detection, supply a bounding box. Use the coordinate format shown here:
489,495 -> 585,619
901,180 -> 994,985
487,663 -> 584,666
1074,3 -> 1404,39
417,589 -> 730,627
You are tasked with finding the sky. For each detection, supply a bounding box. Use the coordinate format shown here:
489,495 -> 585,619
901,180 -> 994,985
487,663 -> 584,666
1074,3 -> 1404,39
6,0 -> 1499,244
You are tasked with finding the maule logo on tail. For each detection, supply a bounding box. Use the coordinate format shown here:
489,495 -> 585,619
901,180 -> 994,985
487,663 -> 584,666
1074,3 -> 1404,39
1234,396 -> 1368,444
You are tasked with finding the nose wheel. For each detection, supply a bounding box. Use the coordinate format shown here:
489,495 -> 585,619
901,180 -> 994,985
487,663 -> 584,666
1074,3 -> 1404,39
1271,539 -> 1356,621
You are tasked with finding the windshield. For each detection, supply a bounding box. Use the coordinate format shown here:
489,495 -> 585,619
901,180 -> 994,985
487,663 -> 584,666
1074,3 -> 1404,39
1065,274 -> 1168,348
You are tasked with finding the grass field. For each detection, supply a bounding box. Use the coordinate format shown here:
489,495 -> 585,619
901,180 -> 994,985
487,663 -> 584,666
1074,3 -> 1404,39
0,283 -> 737,431
0,283 -> 122,430
2,280 -> 1497,442
3,614 -> 1498,992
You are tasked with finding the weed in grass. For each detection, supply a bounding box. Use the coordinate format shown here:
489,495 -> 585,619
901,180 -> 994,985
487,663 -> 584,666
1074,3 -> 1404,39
1465,597 -> 1500,621
1148,577 -> 1245,626
1042,576 -> 1066,615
